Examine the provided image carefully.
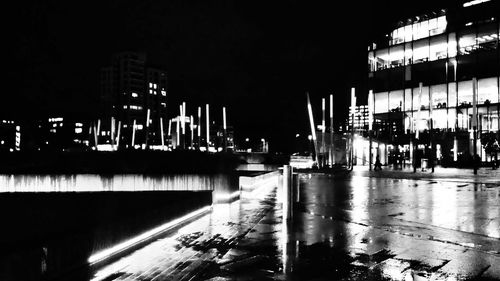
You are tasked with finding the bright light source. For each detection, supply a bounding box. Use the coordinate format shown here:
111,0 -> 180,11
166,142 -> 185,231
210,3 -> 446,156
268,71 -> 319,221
463,0 -> 490,7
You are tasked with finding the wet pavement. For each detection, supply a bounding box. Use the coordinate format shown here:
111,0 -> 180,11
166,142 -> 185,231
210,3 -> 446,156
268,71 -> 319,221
86,171 -> 500,281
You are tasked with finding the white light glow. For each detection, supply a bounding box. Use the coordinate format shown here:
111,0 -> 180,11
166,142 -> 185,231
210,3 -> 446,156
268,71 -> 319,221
206,104 -> 210,149
223,107 -> 227,130
213,190 -> 240,202
368,90 -> 374,131
463,0 -> 490,7
88,205 -> 211,265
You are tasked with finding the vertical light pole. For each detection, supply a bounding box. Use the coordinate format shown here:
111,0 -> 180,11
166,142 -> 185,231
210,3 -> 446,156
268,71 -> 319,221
198,106 -> 201,149
97,119 -> 101,142
429,85 -> 434,173
453,59 -> 458,163
111,117 -> 115,149
95,119 -> 101,150
350,88 -> 356,169
160,117 -> 165,150
145,108 -> 151,149
223,106 -> 227,152
168,119 -> 172,138
329,94 -> 334,166
321,98 -> 326,168
176,116 -> 180,149
190,115 -> 194,150
131,119 -> 136,149
414,82 -> 423,172
182,102 -> 186,149
206,104 -> 210,152
472,77 -> 478,174
306,93 -> 318,165
368,90 -> 374,171
116,121 -> 121,149
179,105 -> 183,149
167,119 -> 172,149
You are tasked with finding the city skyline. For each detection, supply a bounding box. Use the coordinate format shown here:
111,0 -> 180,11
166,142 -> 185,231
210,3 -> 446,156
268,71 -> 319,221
6,0 -> 461,152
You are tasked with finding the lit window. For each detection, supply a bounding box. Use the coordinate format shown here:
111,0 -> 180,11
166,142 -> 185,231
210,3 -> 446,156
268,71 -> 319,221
149,89 -> 153,94
132,93 -> 138,98
463,0 -> 490,7
75,128 -> 83,134
161,102 -> 166,107
149,82 -> 153,88
153,83 -> 157,89
130,105 -> 143,110
161,90 -> 166,96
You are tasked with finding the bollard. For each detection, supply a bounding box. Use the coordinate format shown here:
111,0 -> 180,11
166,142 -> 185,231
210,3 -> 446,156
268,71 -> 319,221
281,165 -> 293,274
293,173 -> 299,203
282,165 -> 293,222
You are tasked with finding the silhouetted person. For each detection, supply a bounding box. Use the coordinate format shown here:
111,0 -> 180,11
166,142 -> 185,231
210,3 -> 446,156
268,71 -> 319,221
374,155 -> 382,171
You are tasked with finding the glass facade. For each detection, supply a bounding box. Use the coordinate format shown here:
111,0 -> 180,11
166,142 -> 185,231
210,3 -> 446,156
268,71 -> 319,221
367,1 -> 500,165
374,77 -> 499,130
368,21 -> 499,72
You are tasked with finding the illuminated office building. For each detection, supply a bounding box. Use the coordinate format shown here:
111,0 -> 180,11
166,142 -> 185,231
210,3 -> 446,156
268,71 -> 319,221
367,0 -> 499,165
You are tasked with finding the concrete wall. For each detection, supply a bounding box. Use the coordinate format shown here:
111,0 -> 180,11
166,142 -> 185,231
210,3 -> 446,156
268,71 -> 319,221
0,191 -> 211,281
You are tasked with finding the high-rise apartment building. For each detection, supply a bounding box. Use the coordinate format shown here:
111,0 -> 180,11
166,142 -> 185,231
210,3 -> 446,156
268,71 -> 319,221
100,52 -> 168,149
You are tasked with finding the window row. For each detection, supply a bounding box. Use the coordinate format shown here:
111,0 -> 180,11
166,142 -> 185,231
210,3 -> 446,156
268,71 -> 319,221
390,16 -> 447,45
402,107 -> 499,131
369,23 -> 499,72
373,76 -> 500,114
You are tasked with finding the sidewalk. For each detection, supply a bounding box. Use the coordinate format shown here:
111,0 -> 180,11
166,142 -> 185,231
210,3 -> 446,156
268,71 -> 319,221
85,183 -> 280,281
219,172 -> 500,280
352,164 -> 500,185
82,169 -> 500,281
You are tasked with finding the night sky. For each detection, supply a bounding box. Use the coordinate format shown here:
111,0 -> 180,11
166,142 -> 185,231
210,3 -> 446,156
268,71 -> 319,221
6,0 -> 454,152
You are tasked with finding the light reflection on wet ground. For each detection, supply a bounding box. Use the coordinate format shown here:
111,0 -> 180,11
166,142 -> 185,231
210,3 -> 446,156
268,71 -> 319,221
86,173 -> 500,281
282,174 -> 500,281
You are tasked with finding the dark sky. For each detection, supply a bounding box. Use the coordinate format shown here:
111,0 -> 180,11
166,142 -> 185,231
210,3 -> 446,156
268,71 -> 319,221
6,0 -> 454,152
